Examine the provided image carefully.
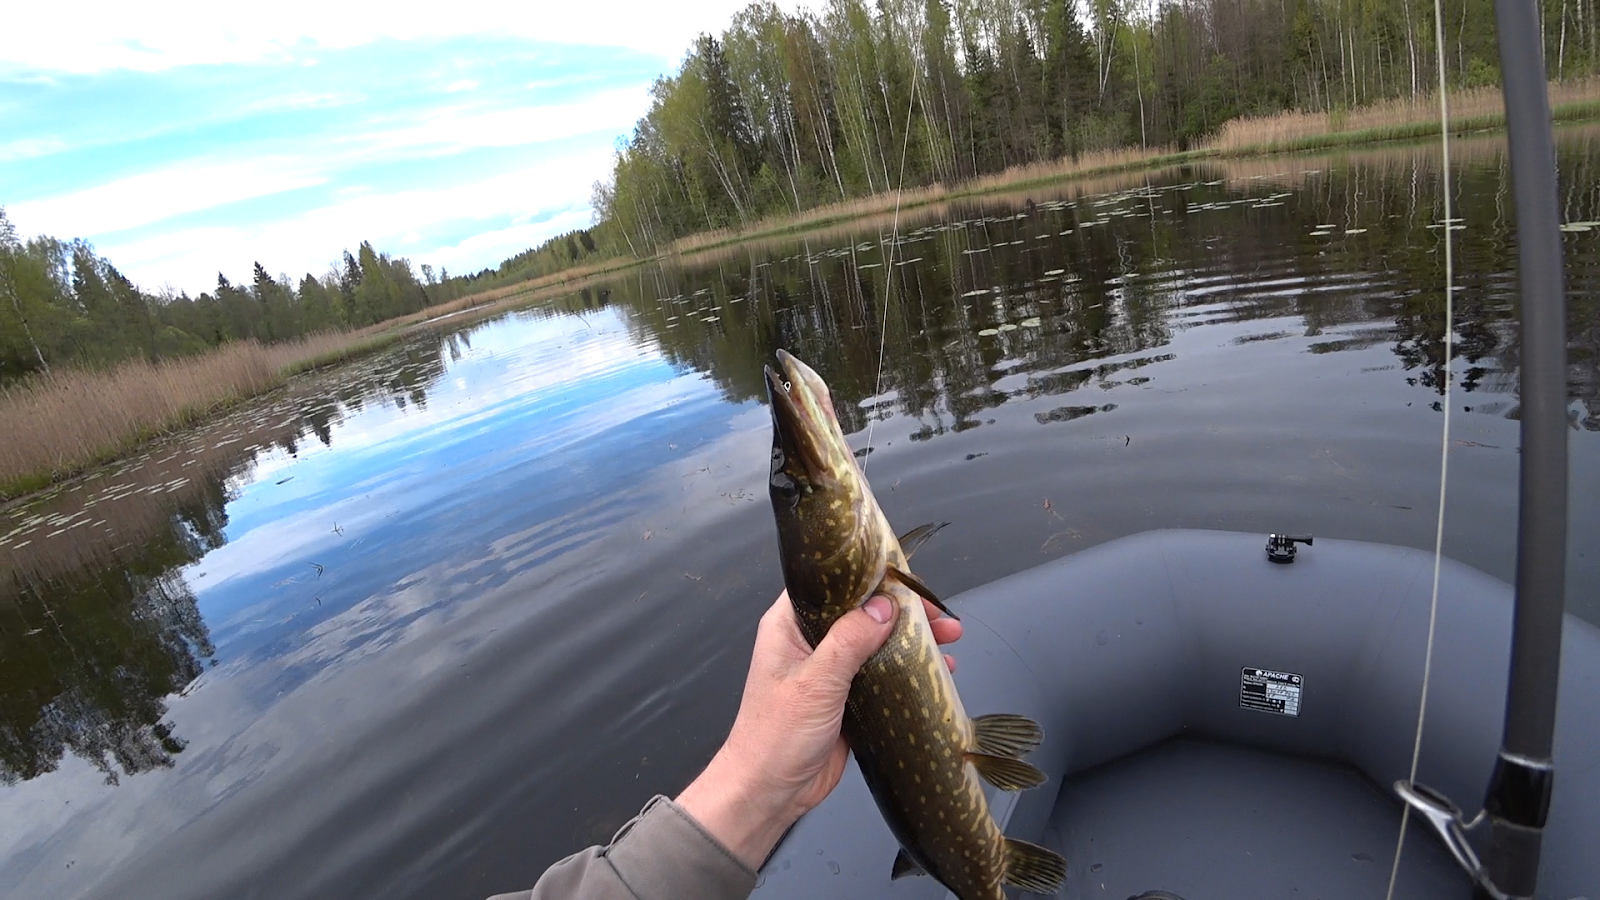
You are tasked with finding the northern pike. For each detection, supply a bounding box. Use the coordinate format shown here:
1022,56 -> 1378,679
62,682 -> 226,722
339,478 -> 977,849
763,349 -> 1067,900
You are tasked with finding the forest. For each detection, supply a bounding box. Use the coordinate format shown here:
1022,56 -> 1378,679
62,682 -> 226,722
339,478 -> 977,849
580,0 -> 1597,258
0,206 -> 479,382
4,0 -> 1597,384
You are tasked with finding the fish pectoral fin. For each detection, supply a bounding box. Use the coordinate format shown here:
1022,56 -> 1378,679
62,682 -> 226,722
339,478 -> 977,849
1002,837 -> 1067,894
890,848 -> 927,880
966,752 -> 1048,791
886,565 -> 959,621
897,522 -> 949,560
972,713 -> 1044,759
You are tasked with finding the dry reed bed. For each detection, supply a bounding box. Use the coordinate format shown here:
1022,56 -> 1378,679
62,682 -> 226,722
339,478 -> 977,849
1209,77 -> 1600,151
0,331 -> 388,499
665,146 -> 1167,258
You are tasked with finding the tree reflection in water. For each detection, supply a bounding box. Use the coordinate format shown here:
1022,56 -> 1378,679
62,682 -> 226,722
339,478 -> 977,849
589,125 -> 1600,438
2,125 -> 1597,787
0,336 -> 453,784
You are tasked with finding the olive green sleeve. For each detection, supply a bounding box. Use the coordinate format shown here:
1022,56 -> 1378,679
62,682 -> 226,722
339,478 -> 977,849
487,795 -> 758,900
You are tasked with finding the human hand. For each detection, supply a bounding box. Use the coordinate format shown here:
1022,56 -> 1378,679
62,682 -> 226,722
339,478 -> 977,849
676,590 -> 963,870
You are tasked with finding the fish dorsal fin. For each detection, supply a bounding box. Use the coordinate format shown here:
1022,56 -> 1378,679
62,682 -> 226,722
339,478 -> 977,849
897,522 -> 949,560
890,848 -> 926,880
1002,837 -> 1067,894
966,752 -> 1047,791
886,564 -> 958,621
972,713 -> 1044,759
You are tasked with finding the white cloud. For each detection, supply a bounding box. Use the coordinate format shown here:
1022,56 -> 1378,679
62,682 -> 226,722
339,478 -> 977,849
0,0 -> 786,74
6,82 -> 648,278
238,91 -> 365,114
100,148 -> 613,292
348,87 -> 650,158
0,137 -> 69,163
6,159 -> 329,238
0,2 -> 779,296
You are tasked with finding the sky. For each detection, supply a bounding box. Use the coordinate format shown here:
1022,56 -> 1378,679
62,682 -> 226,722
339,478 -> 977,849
0,1 -> 776,295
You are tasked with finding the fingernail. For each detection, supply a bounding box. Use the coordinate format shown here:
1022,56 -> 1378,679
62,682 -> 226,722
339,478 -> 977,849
864,595 -> 893,624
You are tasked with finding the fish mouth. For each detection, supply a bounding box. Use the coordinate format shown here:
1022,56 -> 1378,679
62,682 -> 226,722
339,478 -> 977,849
765,350 -> 845,483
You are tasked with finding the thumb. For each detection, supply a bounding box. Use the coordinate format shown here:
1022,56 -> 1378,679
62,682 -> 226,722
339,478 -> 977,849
806,594 -> 896,691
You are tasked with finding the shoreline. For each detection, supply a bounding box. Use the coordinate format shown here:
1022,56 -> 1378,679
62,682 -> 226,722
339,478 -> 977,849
4,84 -> 1597,504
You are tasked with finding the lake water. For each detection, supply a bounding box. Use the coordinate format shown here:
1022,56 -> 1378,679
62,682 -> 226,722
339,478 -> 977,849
2,128 -> 1598,900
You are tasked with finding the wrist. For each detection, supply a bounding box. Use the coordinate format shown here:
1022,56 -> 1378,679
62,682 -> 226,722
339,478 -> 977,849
675,745 -> 799,871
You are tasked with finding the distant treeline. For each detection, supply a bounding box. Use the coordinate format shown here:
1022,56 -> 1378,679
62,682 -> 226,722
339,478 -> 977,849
560,0 -> 1595,259
0,208 -> 485,382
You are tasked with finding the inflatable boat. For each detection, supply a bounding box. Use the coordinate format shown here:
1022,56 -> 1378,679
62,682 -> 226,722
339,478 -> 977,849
761,3 -> 1587,898
754,530 -> 1598,899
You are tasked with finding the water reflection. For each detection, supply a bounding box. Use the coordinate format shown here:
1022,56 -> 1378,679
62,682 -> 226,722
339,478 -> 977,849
1,126 -> 1596,900
601,127 -> 1600,438
0,337 -> 463,786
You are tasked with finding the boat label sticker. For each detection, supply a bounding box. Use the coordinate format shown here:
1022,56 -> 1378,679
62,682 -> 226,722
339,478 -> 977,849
1240,667 -> 1302,716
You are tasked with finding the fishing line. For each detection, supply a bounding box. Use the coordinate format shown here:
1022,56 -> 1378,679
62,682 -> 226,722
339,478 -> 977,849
863,61 -> 919,476
1384,3 -> 1457,896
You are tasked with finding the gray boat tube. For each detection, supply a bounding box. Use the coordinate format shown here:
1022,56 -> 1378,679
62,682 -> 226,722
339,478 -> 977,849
753,530 -> 1600,899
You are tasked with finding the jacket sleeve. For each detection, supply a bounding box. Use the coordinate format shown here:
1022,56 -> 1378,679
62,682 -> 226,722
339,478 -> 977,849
487,795 -> 758,900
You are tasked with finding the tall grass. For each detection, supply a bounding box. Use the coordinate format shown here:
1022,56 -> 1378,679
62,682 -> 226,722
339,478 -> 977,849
1208,77 -> 1600,152
0,331 -> 394,500
663,146 -> 1172,258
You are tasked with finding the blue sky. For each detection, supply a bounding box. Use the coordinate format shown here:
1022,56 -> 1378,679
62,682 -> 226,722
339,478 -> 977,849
0,1 -> 772,294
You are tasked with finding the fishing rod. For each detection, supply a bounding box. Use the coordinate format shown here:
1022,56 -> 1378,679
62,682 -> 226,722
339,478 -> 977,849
862,59 -> 919,476
1393,0 -> 1569,896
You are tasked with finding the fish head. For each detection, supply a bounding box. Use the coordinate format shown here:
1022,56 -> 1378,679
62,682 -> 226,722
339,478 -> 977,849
765,350 -> 885,621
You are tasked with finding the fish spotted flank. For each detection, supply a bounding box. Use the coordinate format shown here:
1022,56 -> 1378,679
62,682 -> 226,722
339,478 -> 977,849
763,349 -> 1066,900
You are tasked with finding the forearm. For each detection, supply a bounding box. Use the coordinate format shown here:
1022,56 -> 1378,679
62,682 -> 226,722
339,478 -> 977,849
675,744 -> 803,871
491,795 -> 757,900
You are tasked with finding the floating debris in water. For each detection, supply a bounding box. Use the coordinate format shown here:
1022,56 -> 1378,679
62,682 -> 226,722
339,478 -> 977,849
1345,228 -> 1367,234
1020,317 -> 1042,328
962,289 -> 992,297
1560,221 -> 1597,232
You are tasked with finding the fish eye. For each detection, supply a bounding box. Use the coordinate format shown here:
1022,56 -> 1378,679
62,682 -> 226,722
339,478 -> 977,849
771,470 -> 799,501
783,380 -> 792,392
